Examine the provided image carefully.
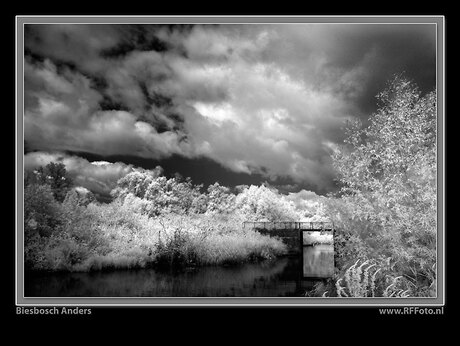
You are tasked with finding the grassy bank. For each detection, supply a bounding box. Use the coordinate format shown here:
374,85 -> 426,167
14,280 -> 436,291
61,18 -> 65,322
25,197 -> 288,273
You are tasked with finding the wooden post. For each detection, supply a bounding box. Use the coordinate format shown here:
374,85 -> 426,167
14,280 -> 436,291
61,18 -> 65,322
299,229 -> 304,253
332,223 -> 336,269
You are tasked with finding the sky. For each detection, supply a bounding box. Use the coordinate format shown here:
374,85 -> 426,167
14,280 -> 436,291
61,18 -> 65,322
23,23 -> 437,199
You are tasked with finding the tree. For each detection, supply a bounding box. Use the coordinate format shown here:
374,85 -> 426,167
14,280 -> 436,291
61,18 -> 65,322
329,75 -> 436,290
28,162 -> 73,202
63,187 -> 96,207
112,169 -> 205,216
111,168 -> 161,200
235,185 -> 300,222
205,182 -> 235,214
24,184 -> 63,238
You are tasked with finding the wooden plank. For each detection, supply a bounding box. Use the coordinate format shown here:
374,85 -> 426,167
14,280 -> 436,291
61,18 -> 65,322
244,221 -> 335,231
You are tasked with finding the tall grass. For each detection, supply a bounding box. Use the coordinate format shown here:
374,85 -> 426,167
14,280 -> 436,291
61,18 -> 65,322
335,259 -> 380,297
144,212 -> 287,267
25,197 -> 287,272
334,258 -> 412,297
188,232 -> 287,265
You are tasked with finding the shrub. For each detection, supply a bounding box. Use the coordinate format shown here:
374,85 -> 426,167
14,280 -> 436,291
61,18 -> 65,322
24,184 -> 63,238
27,162 -> 73,202
326,76 -> 437,297
234,185 -> 301,222
43,237 -> 90,271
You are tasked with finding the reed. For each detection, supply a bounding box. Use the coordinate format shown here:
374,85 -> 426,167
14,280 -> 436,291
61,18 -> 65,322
336,259 -> 382,297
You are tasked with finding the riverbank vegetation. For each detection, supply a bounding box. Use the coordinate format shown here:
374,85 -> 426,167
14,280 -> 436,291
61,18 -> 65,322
23,75 -> 437,297
24,163 -> 308,272
318,75 -> 437,297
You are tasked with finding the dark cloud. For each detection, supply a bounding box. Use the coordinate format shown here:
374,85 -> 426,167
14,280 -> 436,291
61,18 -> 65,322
247,24 -> 435,117
99,25 -> 169,58
23,23 -> 437,194
24,24 -> 121,73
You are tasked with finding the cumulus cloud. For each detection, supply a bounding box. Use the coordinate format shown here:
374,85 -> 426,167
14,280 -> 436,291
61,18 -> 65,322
24,58 -> 194,159
284,189 -> 327,219
23,23 -> 436,193
24,151 -> 135,198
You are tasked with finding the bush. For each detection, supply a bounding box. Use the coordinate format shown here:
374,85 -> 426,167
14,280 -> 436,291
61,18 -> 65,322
26,162 -> 73,202
43,237 -> 90,271
24,184 -> 63,238
326,75 -> 437,297
24,184 -> 65,270
234,185 -> 301,222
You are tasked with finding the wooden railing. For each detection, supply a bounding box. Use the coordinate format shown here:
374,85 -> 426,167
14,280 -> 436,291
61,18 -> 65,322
243,221 -> 335,231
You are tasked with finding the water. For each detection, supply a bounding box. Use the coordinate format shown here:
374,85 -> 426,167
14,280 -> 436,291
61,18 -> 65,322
303,244 -> 335,278
25,245 -> 334,297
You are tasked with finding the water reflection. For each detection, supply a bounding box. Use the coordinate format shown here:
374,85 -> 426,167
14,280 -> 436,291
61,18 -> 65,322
25,245 -> 335,297
303,244 -> 334,278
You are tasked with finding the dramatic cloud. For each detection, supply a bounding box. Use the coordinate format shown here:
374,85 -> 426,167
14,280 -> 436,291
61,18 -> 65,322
24,58 -> 194,158
23,23 -> 436,193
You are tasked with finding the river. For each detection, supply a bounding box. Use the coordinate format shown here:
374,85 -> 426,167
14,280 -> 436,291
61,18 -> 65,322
25,244 -> 334,297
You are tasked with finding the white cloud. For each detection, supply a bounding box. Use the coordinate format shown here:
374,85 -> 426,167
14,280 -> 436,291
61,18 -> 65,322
91,161 -> 111,166
172,55 -> 347,189
24,152 -> 134,197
